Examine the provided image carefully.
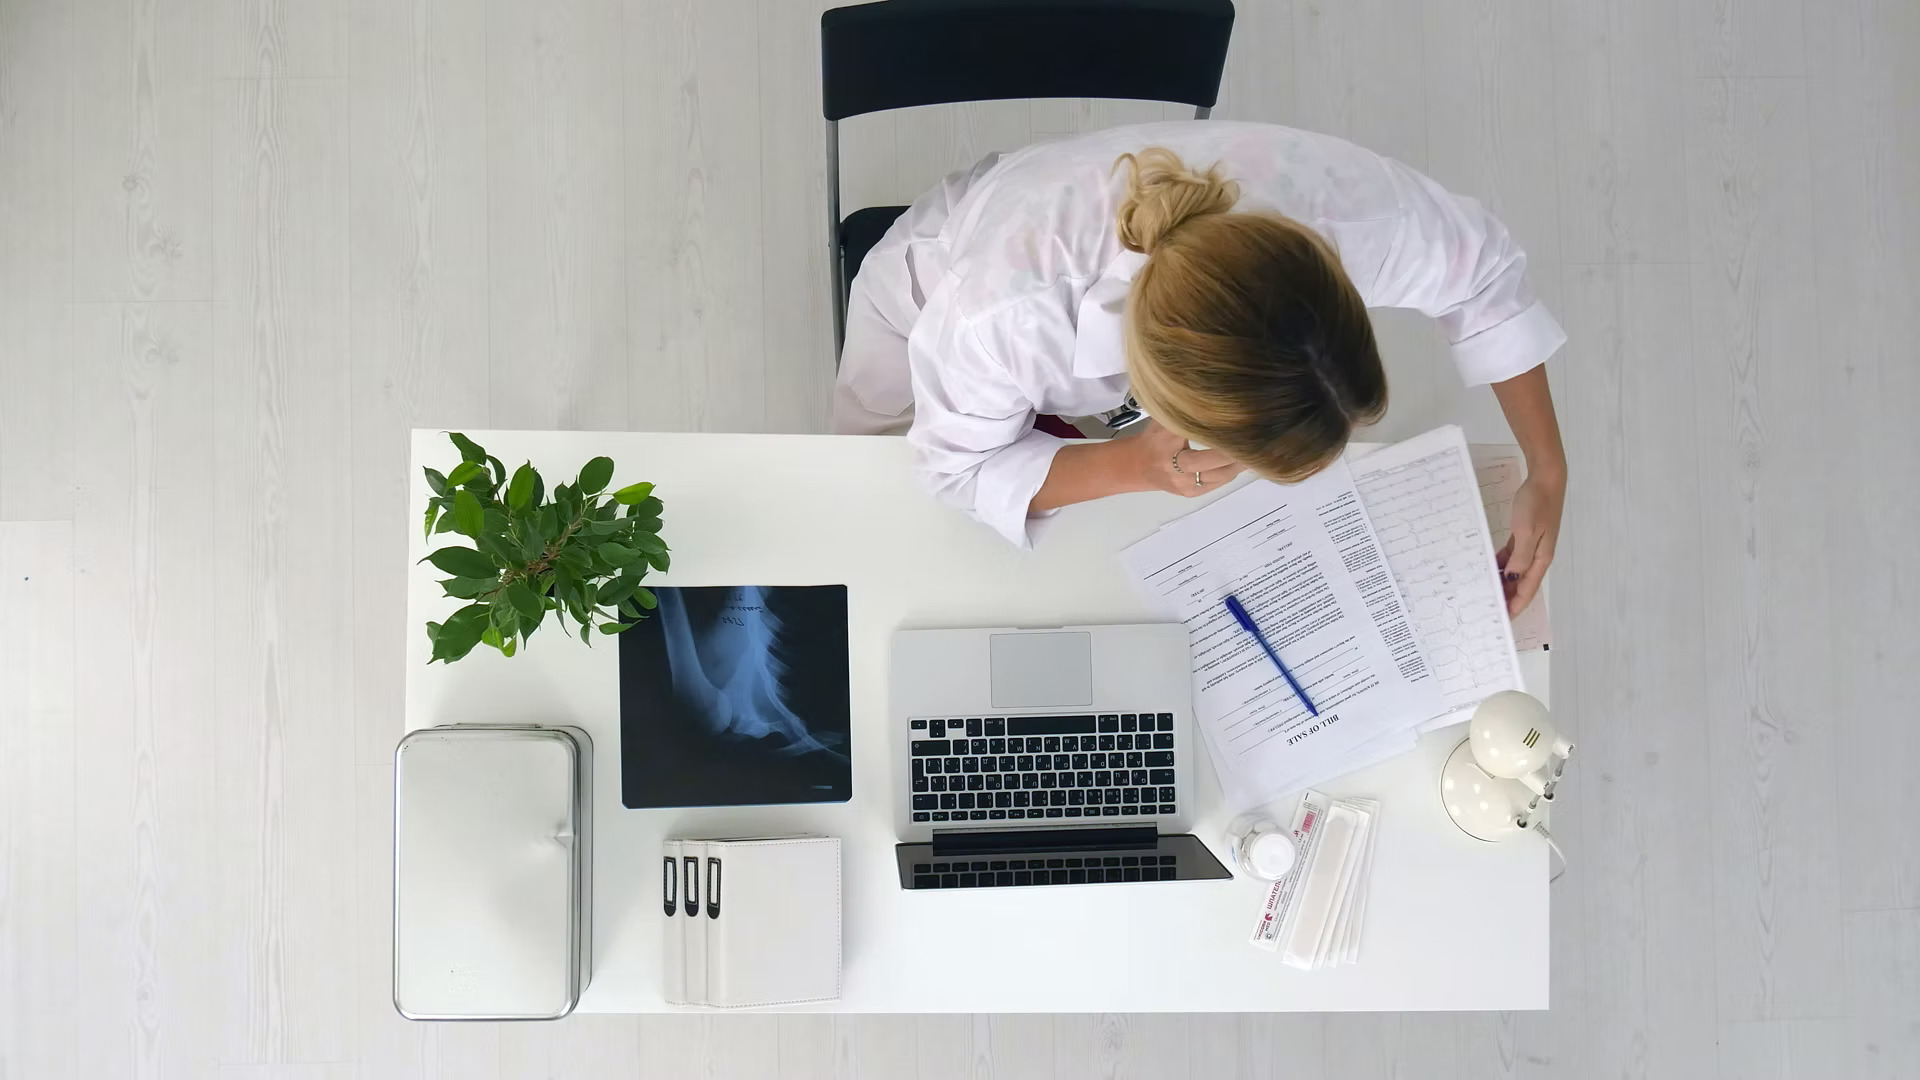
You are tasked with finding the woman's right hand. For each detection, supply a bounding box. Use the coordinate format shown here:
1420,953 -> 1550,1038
1121,420 -> 1245,497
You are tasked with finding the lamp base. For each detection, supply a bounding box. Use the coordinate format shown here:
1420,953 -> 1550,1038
1439,739 -> 1549,842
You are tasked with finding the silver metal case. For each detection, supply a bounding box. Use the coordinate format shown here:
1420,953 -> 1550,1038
393,723 -> 592,1020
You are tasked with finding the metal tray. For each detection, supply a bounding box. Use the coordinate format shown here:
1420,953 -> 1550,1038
393,723 -> 592,1020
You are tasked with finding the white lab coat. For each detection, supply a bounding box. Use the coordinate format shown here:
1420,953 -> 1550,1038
834,121 -> 1566,547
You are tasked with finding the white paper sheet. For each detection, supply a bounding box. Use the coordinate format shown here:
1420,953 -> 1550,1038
1349,426 -> 1523,733
1122,462 -> 1442,810
1471,445 -> 1553,652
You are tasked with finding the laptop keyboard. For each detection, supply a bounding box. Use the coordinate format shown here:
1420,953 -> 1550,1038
907,713 -> 1177,823
910,853 -> 1180,888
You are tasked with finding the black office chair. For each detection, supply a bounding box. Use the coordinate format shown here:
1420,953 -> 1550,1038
820,0 -> 1236,354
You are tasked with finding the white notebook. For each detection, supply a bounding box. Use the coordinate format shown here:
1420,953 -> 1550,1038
660,836 -> 841,1008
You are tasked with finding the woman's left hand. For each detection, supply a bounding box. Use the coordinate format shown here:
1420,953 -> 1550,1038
1498,472 -> 1563,616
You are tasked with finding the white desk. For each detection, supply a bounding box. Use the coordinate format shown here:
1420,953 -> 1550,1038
404,431 -> 1550,1013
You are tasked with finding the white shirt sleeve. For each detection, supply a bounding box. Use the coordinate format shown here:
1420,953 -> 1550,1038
1367,157 -> 1567,386
905,296 -> 1068,548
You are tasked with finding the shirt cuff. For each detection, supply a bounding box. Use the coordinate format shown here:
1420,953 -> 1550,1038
972,430 -> 1068,548
1450,301 -> 1568,386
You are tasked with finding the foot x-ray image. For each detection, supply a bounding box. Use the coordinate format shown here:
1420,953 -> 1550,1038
619,585 -> 851,808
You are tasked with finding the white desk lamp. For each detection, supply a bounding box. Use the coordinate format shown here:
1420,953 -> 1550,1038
1440,691 -> 1573,877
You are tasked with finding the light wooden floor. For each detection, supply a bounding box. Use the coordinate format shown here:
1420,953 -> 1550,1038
3,0 -> 1917,1076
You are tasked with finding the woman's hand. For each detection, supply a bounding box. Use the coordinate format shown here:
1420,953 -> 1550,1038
1498,471 -> 1562,616
1123,419 -> 1245,497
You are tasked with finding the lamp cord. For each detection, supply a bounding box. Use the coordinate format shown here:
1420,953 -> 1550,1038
1533,821 -> 1568,883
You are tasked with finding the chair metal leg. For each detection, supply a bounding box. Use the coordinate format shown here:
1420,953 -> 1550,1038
1194,105 -> 1211,120
826,119 -> 846,361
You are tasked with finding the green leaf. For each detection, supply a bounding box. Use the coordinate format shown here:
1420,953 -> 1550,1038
423,467 -> 449,496
421,546 -> 497,578
613,481 -> 654,505
500,635 -> 516,658
538,504 -> 561,541
598,541 -> 639,567
508,462 -> 537,509
441,576 -> 499,599
579,621 -> 592,645
594,500 -> 617,521
637,516 -> 664,533
424,620 -> 442,643
481,625 -> 502,649
629,531 -> 667,555
577,456 -> 614,495
448,432 -> 486,463
504,580 -> 543,619
446,460 -> 484,487
595,577 -> 635,606
631,586 -> 658,610
453,489 -> 484,537
555,547 -> 592,577
637,496 -> 663,518
431,607 -> 488,663
599,621 -> 634,634
618,598 -> 642,620
487,455 -> 508,487
435,512 -> 458,534
423,501 -> 440,541
646,550 -> 671,573
491,601 -> 519,636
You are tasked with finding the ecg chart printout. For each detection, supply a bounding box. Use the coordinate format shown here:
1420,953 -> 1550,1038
1471,447 -> 1553,652
1122,462 -> 1444,811
1350,426 -> 1522,729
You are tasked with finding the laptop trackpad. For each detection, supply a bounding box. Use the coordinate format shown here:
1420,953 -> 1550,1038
989,632 -> 1093,709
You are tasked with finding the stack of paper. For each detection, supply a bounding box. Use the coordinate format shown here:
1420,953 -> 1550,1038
1248,791 -> 1380,967
1121,425 -> 1527,807
1121,456 -> 1445,810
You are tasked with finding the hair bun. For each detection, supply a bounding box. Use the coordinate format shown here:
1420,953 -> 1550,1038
1113,148 -> 1240,254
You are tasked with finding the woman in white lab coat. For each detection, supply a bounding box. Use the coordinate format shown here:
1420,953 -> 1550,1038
835,122 -> 1565,615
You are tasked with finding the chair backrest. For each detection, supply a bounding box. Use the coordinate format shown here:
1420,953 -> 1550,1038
821,0 -> 1235,121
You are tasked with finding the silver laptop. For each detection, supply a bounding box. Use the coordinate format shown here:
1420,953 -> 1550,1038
891,624 -> 1230,889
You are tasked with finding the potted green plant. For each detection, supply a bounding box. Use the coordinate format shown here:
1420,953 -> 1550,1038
419,432 -> 668,664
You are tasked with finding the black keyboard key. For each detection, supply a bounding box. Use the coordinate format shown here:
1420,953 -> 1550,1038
911,719 -> 927,730
945,757 -> 962,773
1102,806 -> 1121,816
1160,804 -> 1177,815
1039,772 -> 1057,788
1068,789 -> 1085,805
1086,788 -> 1103,805
1060,735 -> 1077,752
1117,734 -> 1133,751
1122,856 -> 1138,866
967,774 -> 984,791
1090,753 -> 1107,768
933,776 -> 950,791
1022,774 -> 1039,789
1007,715 -> 1097,736
1046,808 -> 1065,818
1098,714 -> 1120,732
914,777 -> 928,792
996,791 -> 1012,808
970,810 -> 988,820
962,757 -> 980,773
912,813 -> 930,823
1095,771 -> 1112,786
1013,791 -> 1030,807
968,738 -> 986,755
1105,788 -> 1123,804
958,872 -> 975,887
1158,713 -> 1175,730
1145,751 -> 1175,768
989,738 -> 1006,755
1099,734 -> 1116,751
1132,788 -> 1154,806
1072,754 -> 1089,770
940,873 -> 959,888
912,740 -> 951,756
1076,771 -> 1094,787
913,794 -> 938,810
1043,736 -> 1061,753
940,793 -> 957,809
1066,807 -> 1083,817
967,718 -> 982,737
1160,786 -> 1177,802
1057,772 -> 1075,788
1017,755 -> 1035,771
1013,869 -> 1032,884
1150,768 -> 1175,784
1127,752 -> 1144,768
1153,733 -> 1175,749
924,758 -> 942,775
958,793 -> 974,809
985,718 -> 1005,736
996,870 -> 1013,885
984,774 -> 1002,790
1123,788 -> 1139,804
1058,754 -> 1076,770
1009,809 -> 1027,820
1131,770 -> 1148,785
932,812 -> 949,822
1050,790 -> 1068,806
1121,714 -> 1138,732
929,719 -> 945,738
998,756 -> 1015,771
989,809 -> 1006,820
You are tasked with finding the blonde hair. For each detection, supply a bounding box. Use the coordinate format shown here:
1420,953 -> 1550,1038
1114,148 -> 1387,482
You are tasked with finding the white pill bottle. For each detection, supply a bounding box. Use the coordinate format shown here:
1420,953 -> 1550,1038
1225,813 -> 1297,881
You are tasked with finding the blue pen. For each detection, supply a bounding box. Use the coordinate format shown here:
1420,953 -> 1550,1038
1222,594 -> 1318,717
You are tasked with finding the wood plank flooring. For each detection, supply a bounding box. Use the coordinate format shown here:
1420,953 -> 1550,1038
2,0 -> 1915,1075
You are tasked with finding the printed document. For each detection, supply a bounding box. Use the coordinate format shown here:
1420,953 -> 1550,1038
1348,426 -> 1523,730
1122,460 -> 1443,809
